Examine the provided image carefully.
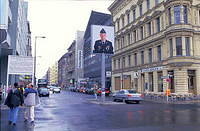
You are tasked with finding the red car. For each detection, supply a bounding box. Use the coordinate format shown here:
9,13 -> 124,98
97,88 -> 111,96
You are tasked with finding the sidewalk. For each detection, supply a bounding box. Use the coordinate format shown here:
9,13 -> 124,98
0,105 -> 34,131
87,95 -> 200,105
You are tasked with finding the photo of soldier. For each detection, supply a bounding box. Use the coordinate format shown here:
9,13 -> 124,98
93,28 -> 114,54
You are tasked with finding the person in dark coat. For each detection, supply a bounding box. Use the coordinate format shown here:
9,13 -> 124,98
93,28 -> 114,54
4,83 -> 24,126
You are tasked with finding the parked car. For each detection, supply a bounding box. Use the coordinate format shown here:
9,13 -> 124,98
85,87 -> 93,94
69,86 -> 76,91
97,88 -> 111,96
38,88 -> 50,97
113,90 -> 144,104
52,86 -> 61,93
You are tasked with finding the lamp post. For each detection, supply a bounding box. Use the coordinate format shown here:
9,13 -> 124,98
33,36 -> 46,86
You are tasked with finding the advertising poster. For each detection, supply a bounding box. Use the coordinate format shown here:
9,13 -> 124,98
91,25 -> 114,54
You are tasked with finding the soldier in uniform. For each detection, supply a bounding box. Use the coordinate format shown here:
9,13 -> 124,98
93,28 -> 114,54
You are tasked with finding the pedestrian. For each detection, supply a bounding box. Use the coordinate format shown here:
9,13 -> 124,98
94,84 -> 98,100
4,82 -> 24,126
24,83 -> 39,125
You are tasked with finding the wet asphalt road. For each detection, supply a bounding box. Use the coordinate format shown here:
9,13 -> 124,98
2,90 -> 200,131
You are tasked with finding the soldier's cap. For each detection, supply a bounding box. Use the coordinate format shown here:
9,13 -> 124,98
100,28 -> 106,34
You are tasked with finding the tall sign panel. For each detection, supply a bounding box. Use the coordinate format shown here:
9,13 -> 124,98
0,0 -> 9,29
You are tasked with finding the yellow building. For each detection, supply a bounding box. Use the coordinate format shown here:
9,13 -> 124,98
49,62 -> 58,85
109,0 -> 200,95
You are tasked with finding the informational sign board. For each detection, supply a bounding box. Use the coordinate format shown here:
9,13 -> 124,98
7,55 -> 34,75
0,0 -> 9,29
106,71 -> 111,77
133,72 -> 139,78
91,25 -> 114,54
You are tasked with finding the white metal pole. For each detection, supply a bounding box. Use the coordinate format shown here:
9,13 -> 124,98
6,55 -> 10,98
101,53 -> 106,102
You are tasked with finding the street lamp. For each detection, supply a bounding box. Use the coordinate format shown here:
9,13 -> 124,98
33,36 -> 46,86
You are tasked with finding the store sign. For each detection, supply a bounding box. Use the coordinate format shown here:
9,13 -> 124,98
106,71 -> 112,77
133,72 -> 139,78
7,55 -> 34,75
140,66 -> 163,73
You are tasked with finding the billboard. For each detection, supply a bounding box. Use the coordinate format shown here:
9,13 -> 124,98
0,0 -> 9,29
7,55 -> 34,75
91,25 -> 114,54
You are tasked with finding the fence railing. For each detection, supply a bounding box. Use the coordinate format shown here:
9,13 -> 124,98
144,92 -> 200,103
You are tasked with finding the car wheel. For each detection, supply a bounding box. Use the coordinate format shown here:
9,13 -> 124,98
136,101 -> 140,104
125,100 -> 130,104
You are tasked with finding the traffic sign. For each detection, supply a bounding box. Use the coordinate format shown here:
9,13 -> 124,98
161,76 -> 169,79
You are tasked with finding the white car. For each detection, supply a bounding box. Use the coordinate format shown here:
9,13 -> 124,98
113,89 -> 144,104
52,87 -> 61,93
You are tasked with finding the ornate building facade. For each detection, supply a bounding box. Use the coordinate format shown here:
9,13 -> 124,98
109,0 -> 200,95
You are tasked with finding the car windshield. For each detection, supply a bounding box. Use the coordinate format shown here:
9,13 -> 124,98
128,90 -> 137,94
40,88 -> 48,91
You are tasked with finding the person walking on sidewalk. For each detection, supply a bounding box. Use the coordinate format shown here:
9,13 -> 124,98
4,83 -> 24,126
24,83 -> 39,125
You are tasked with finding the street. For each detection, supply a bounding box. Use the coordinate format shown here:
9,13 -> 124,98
1,90 -> 200,131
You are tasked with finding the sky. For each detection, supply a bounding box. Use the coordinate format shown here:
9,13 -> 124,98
27,0 -> 114,79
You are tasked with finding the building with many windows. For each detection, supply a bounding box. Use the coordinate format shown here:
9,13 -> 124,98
58,52 -> 68,87
75,31 -> 85,84
109,0 -> 200,95
0,0 -> 31,85
66,41 -> 76,87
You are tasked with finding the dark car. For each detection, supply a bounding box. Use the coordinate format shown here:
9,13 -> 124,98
38,88 -> 50,97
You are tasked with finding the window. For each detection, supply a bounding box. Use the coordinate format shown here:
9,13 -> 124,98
148,48 -> 152,63
169,38 -> 173,57
128,33 -> 131,45
114,60 -> 116,69
184,6 -> 188,24
133,30 -> 136,42
122,57 -> 125,68
140,26 -> 144,40
147,22 -> 151,36
133,9 -> 136,21
174,6 -> 181,24
199,10 -> 200,24
157,45 -> 162,61
128,55 -> 131,66
118,59 -> 121,69
117,39 -> 120,50
185,37 -> 190,56
168,8 -> 172,25
127,13 -> 130,24
156,17 -> 160,32
176,37 -> 182,56
139,4 -> 143,16
117,20 -> 120,31
149,72 -> 154,92
122,36 -> 125,47
141,51 -> 144,64
147,0 -> 150,9
122,17 -> 125,27
157,72 -> 163,92
134,53 -> 137,66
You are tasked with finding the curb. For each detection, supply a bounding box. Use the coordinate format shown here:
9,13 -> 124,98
87,99 -> 124,105
143,99 -> 200,104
